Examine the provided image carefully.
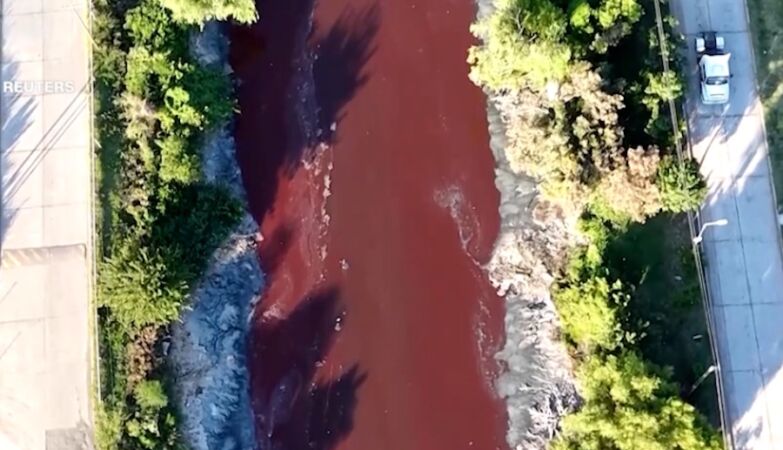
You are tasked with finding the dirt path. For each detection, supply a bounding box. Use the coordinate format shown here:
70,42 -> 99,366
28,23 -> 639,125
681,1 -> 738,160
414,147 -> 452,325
230,0 -> 509,448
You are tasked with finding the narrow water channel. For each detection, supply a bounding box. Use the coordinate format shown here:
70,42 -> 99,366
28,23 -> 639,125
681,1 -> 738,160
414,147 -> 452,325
230,0 -> 510,448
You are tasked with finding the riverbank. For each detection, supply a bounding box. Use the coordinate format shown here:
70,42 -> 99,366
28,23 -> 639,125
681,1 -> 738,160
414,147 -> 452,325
483,99 -> 579,449
168,22 -> 261,450
91,2 -> 257,447
468,0 -> 722,447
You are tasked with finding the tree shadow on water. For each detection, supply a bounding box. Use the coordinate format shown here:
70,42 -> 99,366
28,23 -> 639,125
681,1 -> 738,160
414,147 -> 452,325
251,287 -> 366,450
230,1 -> 379,221
309,3 -> 380,147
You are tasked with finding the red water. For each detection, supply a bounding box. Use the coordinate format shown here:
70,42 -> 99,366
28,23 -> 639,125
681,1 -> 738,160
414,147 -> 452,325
230,0 -> 509,448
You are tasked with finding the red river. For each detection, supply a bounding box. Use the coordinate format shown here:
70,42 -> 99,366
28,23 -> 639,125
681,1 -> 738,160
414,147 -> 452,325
230,0 -> 509,448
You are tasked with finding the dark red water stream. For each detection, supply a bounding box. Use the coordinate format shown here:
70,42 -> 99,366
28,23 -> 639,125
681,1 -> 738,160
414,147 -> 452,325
230,0 -> 509,448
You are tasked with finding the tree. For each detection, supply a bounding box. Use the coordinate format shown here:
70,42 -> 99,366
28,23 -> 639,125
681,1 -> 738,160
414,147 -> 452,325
568,0 -> 643,53
657,156 -> 707,213
552,353 -> 722,450
156,0 -> 257,25
468,0 -> 573,91
590,147 -> 663,223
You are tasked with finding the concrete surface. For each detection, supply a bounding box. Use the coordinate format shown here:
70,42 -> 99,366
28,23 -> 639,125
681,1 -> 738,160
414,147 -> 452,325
0,0 -> 94,448
671,0 -> 783,448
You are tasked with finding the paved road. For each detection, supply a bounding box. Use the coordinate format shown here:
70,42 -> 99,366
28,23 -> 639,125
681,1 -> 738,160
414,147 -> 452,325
0,0 -> 93,448
670,0 -> 783,448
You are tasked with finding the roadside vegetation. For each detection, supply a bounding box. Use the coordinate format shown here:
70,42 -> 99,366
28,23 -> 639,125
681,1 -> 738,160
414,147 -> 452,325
469,0 -> 721,448
92,0 -> 256,448
746,0 -> 783,210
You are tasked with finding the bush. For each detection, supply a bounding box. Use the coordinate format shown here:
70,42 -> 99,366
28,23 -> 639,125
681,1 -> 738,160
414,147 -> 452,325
158,134 -> 200,184
569,0 -> 643,53
126,0 -> 189,53
95,404 -> 124,450
99,242 -> 186,331
126,380 -> 179,449
554,276 -> 626,352
658,156 -> 707,213
156,0 -> 258,25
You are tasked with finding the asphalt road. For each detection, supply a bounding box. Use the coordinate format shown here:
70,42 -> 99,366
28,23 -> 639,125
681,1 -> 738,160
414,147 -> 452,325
671,0 -> 783,448
0,0 -> 93,448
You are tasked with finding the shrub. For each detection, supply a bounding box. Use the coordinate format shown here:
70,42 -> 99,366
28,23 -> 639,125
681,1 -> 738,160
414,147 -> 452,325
126,0 -> 189,54
569,0 -> 643,53
554,276 -> 626,352
158,134 -> 200,184
99,242 -> 186,331
156,0 -> 258,25
658,156 -> 707,213
95,404 -> 124,450
134,380 -> 168,410
126,380 -> 179,449
565,216 -> 612,279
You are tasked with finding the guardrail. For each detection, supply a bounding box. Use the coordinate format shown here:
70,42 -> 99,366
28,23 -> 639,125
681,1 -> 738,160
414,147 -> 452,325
651,0 -> 733,448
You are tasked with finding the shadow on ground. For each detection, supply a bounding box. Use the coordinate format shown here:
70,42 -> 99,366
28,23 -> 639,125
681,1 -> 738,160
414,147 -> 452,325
1,59 -> 90,249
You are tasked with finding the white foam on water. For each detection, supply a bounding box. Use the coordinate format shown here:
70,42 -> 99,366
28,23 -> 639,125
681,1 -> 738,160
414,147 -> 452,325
434,184 -> 482,260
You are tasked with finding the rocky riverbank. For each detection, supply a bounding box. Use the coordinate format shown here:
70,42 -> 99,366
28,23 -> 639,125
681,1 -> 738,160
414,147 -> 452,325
473,23 -> 580,442
168,22 -> 263,450
485,96 -> 579,450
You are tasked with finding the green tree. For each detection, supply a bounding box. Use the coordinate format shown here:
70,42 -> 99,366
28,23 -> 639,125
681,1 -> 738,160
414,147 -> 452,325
552,354 -> 722,450
568,0 -> 643,53
658,156 -> 707,213
157,0 -> 258,25
468,0 -> 572,91
657,156 -> 707,213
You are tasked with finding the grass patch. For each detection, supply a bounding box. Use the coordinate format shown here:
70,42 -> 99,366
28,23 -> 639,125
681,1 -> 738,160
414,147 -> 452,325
747,0 -> 783,208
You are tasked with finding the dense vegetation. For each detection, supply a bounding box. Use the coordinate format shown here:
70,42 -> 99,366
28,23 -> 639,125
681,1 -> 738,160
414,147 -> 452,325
470,0 -> 701,222
552,216 -> 721,449
92,0 -> 256,448
469,0 -> 719,448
